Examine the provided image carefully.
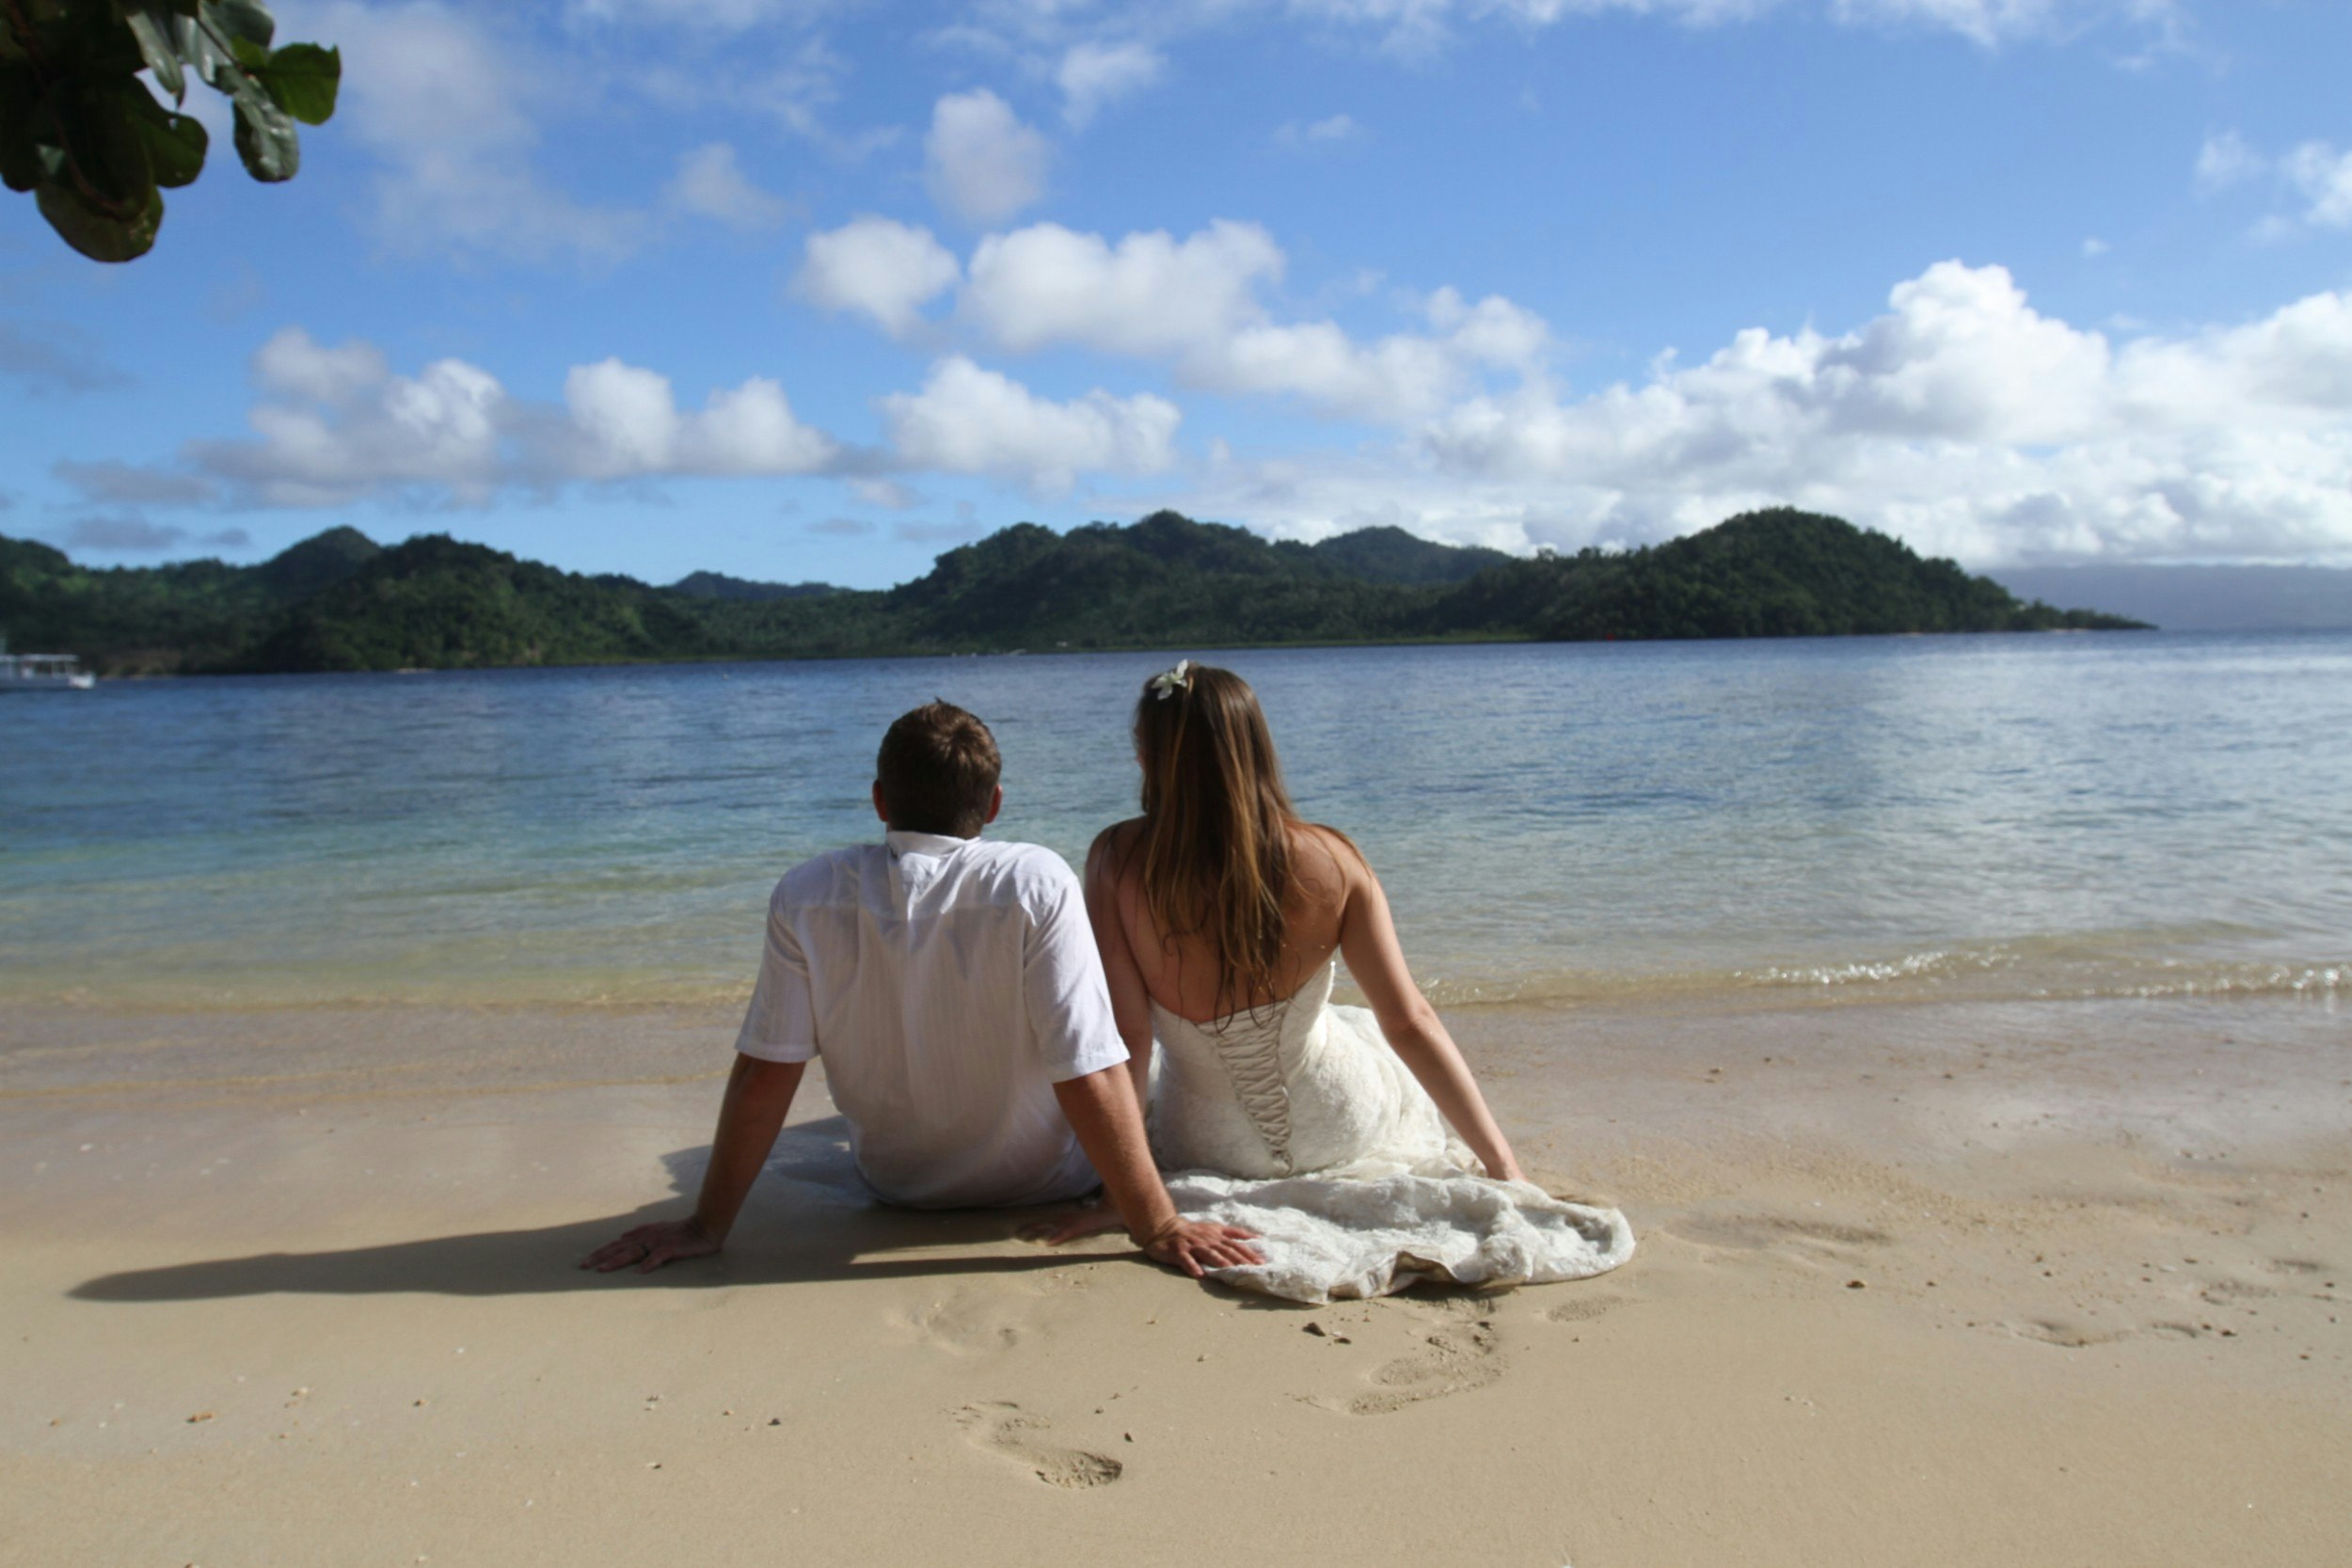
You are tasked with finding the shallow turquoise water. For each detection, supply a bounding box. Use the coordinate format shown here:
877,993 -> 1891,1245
3,634 -> 2346,1010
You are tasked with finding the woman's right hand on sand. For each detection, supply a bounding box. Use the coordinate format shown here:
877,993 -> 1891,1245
1141,1218 -> 1263,1277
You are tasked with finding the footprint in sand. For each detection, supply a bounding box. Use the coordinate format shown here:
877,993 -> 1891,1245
2200,1278 -> 2277,1307
902,1291 -> 1026,1354
1546,1291 -> 1628,1325
2012,1317 -> 2133,1350
955,1402 -> 1123,1488
1673,1212 -> 1896,1256
2010,1317 -> 2225,1348
1343,1305 -> 1505,1417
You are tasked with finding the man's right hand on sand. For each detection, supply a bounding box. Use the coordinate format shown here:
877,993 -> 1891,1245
581,1216 -> 721,1274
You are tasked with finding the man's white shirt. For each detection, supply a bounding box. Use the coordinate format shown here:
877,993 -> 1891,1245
735,830 -> 1129,1208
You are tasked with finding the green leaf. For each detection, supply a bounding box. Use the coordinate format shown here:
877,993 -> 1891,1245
124,89 -> 208,188
0,64 -> 43,191
170,13 -> 230,88
37,175 -> 163,262
47,84 -> 157,209
230,88 -> 296,182
124,6 -> 187,101
203,0 -> 276,49
256,41 -> 337,125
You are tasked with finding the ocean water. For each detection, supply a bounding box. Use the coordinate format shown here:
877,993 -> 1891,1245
2,633 -> 2346,1014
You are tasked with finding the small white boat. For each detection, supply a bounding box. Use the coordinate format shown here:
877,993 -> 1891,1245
0,640 -> 96,691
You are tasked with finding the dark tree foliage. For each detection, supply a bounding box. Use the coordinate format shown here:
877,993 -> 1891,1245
3,1 -> 339,261
1279,524 -> 1515,586
0,508 -> 2147,675
1,528 -> 344,671
1422,510 -> 2144,641
667,571 -> 840,603
241,535 -> 715,672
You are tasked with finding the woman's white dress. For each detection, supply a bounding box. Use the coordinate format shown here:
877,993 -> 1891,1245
1148,959 -> 1636,1303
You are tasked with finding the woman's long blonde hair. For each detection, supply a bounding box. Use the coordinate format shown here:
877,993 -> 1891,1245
1127,663 -> 1307,1018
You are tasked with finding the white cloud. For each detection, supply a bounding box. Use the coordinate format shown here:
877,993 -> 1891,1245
1392,261 -> 2352,563
253,327 -> 389,404
1209,300 -> 1545,423
0,320 -> 130,394
882,356 -> 1180,491
1248,0 -> 2174,52
294,2 -> 642,263
956,219 -> 1550,421
2195,132 -> 2352,236
2284,142 -> 2352,230
1277,113 -> 1363,147
53,460 -> 219,506
663,143 -> 792,230
2196,130 -> 2264,193
564,361 -> 682,477
212,355 -> 509,506
850,477 -> 924,509
679,378 -> 840,474
2080,236 -> 2109,258
1057,40 -> 1163,126
192,333 -> 836,506
924,89 -> 1051,225
794,216 -> 963,337
564,0 -> 821,30
961,220 -> 1284,356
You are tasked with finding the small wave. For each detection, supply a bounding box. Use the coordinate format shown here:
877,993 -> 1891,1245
1733,948 -> 2005,989
9,942 -> 2343,1017
1412,946 -> 2348,1012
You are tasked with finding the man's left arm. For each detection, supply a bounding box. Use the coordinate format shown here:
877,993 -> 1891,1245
585,888 -> 818,1275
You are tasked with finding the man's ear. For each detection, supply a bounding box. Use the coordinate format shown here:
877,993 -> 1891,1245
872,780 -> 891,826
984,784 -> 1003,826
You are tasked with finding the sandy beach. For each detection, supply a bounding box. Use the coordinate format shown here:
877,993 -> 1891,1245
5,990 -> 2345,1568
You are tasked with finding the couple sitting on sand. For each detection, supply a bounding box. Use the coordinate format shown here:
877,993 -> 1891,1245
587,662 -> 1630,1300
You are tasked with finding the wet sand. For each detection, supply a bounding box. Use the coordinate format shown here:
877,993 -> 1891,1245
4,993 -> 2347,1567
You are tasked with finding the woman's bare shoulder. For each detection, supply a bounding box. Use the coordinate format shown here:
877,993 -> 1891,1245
1086,817 -> 1149,880
1289,820 -> 1371,890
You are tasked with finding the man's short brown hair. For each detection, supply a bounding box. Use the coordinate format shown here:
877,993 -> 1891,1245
876,701 -> 1001,837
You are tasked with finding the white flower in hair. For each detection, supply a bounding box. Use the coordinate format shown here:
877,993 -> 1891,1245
1149,658 -> 1193,701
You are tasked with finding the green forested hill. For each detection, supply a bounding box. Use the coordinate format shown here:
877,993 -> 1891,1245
1286,524 -> 1515,585
1433,508 -> 2104,639
243,535 -> 721,672
0,507 -> 2145,675
1,531 -> 323,673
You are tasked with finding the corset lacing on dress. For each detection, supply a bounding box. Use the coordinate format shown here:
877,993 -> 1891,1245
1202,997 -> 1296,1175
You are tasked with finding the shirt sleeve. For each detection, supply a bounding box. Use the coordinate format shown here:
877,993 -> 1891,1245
734,892 -> 819,1064
1022,859 -> 1131,1085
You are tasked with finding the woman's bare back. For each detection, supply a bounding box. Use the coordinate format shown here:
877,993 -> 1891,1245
1090,818 -> 1358,1024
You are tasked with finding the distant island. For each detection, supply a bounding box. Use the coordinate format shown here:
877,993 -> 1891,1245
0,508 -> 2146,676
1989,563 -> 2352,633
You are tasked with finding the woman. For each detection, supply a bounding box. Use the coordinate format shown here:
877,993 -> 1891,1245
1085,659 -> 1529,1185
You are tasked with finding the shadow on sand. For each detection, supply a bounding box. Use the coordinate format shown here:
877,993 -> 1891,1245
70,1117 -> 1119,1304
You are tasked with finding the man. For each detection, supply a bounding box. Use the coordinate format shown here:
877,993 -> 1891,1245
583,701 -> 1259,1278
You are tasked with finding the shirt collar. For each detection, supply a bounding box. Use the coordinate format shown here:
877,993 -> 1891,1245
885,828 -> 979,859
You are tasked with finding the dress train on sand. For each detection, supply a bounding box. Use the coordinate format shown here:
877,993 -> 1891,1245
1147,961 -> 1635,1303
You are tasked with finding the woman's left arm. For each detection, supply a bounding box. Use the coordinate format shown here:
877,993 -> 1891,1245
1332,841 -> 1527,1183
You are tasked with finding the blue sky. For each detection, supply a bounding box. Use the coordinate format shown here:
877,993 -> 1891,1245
4,0 -> 2349,590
